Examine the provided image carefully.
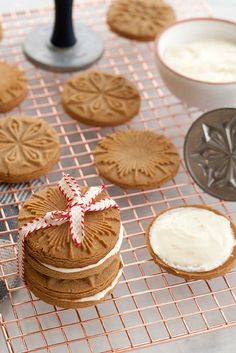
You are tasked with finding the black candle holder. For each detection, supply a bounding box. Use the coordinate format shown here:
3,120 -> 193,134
23,0 -> 104,72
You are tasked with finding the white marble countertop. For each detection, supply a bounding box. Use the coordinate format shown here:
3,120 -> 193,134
0,1 -> 235,353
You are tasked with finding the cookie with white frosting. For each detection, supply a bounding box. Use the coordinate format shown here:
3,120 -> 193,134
25,254 -> 123,308
146,205 -> 236,279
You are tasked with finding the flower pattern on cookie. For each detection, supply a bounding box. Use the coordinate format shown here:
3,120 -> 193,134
107,0 -> 176,41
0,116 -> 59,178
94,130 -> 180,188
62,71 -> 140,126
0,62 -> 27,111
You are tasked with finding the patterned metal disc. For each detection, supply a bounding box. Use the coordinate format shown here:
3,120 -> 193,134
184,108 -> 236,201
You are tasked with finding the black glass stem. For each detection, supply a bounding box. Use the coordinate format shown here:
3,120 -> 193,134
51,0 -> 77,48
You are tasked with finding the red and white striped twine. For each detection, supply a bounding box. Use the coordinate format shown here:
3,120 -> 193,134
18,173 -> 119,280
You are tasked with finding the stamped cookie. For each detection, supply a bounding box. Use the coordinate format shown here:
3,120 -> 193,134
94,129 -> 180,189
0,62 -> 28,112
19,184 -> 121,269
18,174 -> 123,308
0,116 -> 60,183
107,0 -> 176,41
61,70 -> 140,127
146,205 -> 236,280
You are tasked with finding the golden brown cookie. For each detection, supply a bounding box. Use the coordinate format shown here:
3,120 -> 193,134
0,116 -> 60,183
146,205 -> 236,280
18,185 -> 121,269
0,62 -> 28,112
61,70 -> 141,127
94,129 -> 180,189
107,0 -> 176,41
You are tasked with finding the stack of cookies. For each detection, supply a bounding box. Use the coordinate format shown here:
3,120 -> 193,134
18,174 -> 123,308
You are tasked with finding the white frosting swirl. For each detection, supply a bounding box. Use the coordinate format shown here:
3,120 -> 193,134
150,207 -> 235,272
164,39 -> 236,83
41,226 -> 123,273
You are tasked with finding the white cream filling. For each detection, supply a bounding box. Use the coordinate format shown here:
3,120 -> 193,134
164,39 -> 236,83
78,267 -> 123,302
150,207 -> 235,272
41,226 -> 123,273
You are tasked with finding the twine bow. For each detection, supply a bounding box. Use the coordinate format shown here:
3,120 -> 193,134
18,173 -> 118,279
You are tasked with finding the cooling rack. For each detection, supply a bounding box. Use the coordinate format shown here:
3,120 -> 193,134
1,1 -> 236,352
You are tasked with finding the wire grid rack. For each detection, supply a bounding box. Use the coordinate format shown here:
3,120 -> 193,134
1,1 -> 236,352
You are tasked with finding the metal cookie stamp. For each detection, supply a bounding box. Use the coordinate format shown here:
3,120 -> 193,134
184,108 -> 236,201
24,0 -> 104,72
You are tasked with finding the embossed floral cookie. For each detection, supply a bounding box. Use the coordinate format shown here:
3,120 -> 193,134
107,0 -> 176,41
0,62 -> 28,112
61,70 -> 141,127
18,174 -> 123,308
0,116 -> 60,183
94,129 -> 180,189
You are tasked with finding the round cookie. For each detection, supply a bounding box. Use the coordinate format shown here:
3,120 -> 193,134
0,116 -> 60,183
61,70 -> 140,127
18,185 -> 121,269
107,0 -> 176,41
94,129 -> 180,189
146,205 -> 236,280
0,62 -> 28,112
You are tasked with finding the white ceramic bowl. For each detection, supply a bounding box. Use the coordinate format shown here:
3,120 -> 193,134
155,18 -> 236,110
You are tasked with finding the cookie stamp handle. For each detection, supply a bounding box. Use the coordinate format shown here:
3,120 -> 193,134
23,0 -> 104,72
51,0 -> 76,48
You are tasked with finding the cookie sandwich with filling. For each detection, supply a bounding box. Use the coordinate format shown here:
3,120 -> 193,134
18,173 -> 123,308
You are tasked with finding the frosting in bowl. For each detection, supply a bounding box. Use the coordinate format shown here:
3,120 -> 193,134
149,207 -> 235,272
163,39 -> 236,83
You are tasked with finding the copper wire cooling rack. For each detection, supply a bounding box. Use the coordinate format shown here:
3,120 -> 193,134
1,1 -> 236,352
